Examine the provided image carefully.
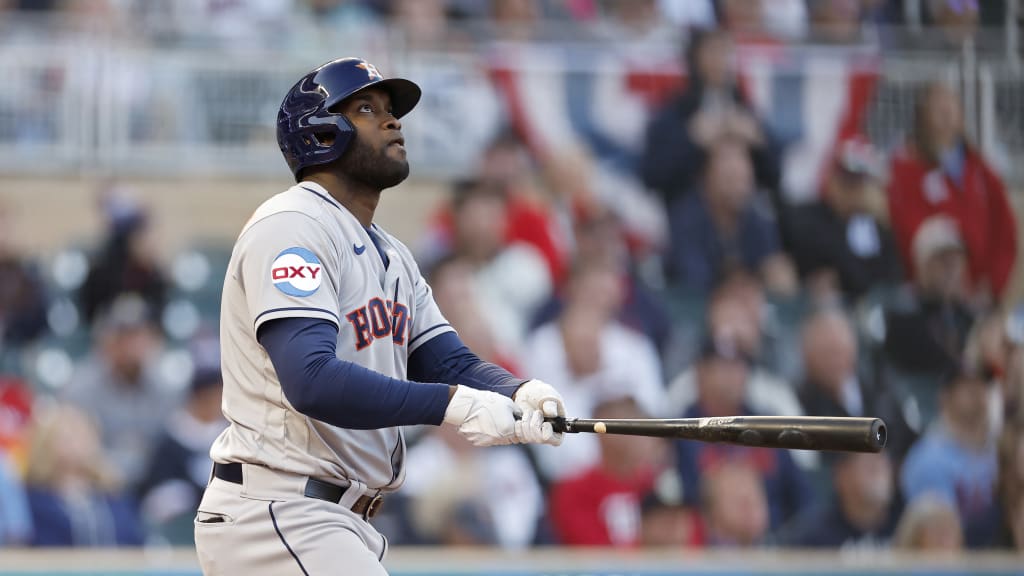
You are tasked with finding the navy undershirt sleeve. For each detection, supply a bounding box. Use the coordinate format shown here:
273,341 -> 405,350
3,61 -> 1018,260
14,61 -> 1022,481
408,331 -> 526,398
257,317 -> 451,429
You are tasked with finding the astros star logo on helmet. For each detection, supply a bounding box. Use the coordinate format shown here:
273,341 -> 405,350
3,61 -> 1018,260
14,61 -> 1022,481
356,61 -> 383,81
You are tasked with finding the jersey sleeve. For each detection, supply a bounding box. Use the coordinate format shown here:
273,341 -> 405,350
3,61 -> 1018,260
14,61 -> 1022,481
235,211 -> 343,333
406,275 -> 455,354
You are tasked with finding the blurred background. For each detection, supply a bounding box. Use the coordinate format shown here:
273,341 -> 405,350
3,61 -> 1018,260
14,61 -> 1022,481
0,0 -> 1023,574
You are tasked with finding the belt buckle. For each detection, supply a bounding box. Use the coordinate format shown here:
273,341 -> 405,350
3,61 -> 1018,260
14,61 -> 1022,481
365,494 -> 384,519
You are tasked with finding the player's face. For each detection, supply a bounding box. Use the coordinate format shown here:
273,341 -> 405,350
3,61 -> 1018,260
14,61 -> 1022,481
337,88 -> 409,190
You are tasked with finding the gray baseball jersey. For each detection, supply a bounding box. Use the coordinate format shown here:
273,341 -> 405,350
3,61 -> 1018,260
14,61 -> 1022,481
209,181 -> 454,492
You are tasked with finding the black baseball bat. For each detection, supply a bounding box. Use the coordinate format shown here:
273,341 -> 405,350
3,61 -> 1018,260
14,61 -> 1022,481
545,415 -> 886,453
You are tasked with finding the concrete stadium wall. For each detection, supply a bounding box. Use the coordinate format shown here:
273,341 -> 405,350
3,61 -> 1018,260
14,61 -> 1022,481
0,177 -> 449,261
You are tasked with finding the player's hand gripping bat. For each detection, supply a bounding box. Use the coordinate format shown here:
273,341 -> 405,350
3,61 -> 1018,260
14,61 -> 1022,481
544,415 -> 886,453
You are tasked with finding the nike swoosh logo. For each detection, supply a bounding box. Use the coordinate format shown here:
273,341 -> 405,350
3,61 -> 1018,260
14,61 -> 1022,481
353,243 -> 366,255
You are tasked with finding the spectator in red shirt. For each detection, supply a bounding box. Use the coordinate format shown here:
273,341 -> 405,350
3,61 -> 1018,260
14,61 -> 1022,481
887,82 -> 1017,303
549,396 -> 665,546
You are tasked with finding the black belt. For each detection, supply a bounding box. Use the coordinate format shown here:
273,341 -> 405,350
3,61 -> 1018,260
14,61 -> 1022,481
212,462 -> 383,519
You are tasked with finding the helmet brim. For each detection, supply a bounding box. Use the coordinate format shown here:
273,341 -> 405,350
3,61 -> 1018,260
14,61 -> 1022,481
377,78 -> 421,119
346,78 -> 421,119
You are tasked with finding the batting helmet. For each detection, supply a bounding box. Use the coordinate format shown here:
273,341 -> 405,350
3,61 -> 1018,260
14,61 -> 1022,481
276,57 -> 421,180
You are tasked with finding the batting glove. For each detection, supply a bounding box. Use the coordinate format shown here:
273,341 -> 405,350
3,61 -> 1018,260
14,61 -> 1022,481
443,386 -> 523,447
513,379 -> 565,446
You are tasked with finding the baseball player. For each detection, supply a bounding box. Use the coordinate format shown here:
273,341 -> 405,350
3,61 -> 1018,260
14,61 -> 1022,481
193,57 -> 566,575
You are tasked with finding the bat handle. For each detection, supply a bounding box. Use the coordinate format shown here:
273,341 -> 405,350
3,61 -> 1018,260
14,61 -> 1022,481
546,416 -> 571,433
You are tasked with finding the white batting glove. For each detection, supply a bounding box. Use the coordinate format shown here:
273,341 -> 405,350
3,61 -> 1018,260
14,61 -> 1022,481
513,379 -> 565,446
514,407 -> 558,445
443,386 -> 523,447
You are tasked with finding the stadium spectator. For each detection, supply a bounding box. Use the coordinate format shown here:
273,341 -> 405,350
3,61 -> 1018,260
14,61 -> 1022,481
491,0 -> 542,41
549,396 -> 666,546
783,137 -> 902,302
798,308 -> 918,461
531,211 -> 672,354
428,255 -> 520,374
639,474 -> 703,547
961,312 -> 1015,439
136,363 -> 225,545
925,0 -> 980,49
806,0 -> 867,44
425,179 -> 551,354
521,261 -> 666,483
64,294 -> 183,490
674,335 -> 812,530
79,192 -> 167,327
665,275 -> 805,431
402,421 -> 543,548
593,0 -> 676,45
477,131 -> 571,286
777,452 -> 900,548
887,82 -> 1017,304
892,493 -> 964,552
389,0 -> 464,49
0,200 -> 48,348
882,216 -> 975,381
24,403 -> 143,547
641,28 -> 782,207
699,460 -> 770,547
666,139 -> 795,296
901,364 -> 1001,548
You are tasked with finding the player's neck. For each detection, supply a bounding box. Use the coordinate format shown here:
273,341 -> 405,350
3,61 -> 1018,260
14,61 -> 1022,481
305,173 -> 380,227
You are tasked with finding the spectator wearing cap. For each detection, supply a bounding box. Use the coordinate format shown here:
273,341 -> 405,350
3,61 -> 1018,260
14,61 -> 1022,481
63,294 -> 183,490
900,365 -> 1001,548
136,362 -> 226,545
783,137 -> 902,302
639,471 -> 703,547
883,215 -> 975,381
888,82 -> 1016,304
776,452 -> 900,549
667,138 -> 796,297
549,396 -> 667,547
674,336 -> 811,531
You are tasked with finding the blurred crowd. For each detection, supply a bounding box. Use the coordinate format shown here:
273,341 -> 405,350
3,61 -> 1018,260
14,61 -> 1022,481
0,0 -> 1022,558
0,0 -> 1016,51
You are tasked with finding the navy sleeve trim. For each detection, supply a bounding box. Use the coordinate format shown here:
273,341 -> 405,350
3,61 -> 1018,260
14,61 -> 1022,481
408,322 -> 451,347
258,317 -> 451,428
408,330 -> 525,397
254,307 -> 341,327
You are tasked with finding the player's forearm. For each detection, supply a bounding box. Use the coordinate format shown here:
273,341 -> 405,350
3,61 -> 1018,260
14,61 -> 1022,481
408,331 -> 525,398
259,317 -> 451,428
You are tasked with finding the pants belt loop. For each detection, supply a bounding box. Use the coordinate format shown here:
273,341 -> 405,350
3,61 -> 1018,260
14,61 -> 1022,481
338,479 -> 366,510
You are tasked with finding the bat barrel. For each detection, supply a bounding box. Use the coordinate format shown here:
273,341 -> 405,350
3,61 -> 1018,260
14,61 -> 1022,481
549,416 -> 887,453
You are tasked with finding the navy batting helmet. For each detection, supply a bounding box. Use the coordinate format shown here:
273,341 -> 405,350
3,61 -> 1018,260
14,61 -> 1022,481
276,57 -> 421,180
